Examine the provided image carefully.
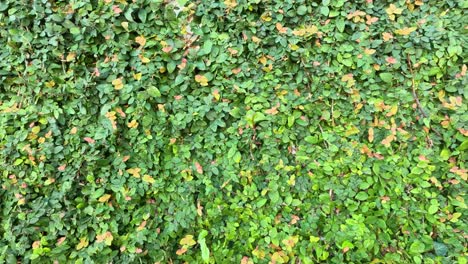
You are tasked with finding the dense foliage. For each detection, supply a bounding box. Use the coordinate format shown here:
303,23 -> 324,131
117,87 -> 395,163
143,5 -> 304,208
0,0 -> 467,263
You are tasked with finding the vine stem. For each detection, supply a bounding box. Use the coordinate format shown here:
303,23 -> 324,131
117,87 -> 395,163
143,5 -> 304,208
406,54 -> 442,138
406,54 -> 428,118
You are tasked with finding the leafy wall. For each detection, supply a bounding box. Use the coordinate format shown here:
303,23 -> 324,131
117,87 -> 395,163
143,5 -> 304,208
0,0 -> 467,263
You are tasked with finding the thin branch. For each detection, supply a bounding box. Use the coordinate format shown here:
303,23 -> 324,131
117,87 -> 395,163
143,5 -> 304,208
406,54 -> 442,138
406,54 -> 427,118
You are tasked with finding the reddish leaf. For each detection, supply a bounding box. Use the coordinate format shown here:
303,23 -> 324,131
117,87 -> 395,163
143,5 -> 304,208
84,137 -> 95,144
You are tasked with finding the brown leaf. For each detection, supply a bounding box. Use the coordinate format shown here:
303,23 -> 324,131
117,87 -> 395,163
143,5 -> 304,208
176,248 -> 187,255
276,23 -> 288,34
135,36 -> 146,47
197,200 -> 203,217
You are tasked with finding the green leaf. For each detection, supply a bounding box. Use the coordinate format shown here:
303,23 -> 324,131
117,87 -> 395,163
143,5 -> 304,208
198,235 -> 210,262
70,27 -> 80,35
427,204 -> 438,214
257,198 -> 268,208
336,19 -> 345,32
233,151 -> 242,163
433,241 -> 448,256
147,86 -> 161,98
320,6 -> 330,16
409,240 -> 425,254
457,140 -> 468,151
202,40 -> 213,55
440,149 -> 450,160
355,192 -> 368,201
297,5 -> 307,15
138,8 -> 147,23
379,73 -> 393,83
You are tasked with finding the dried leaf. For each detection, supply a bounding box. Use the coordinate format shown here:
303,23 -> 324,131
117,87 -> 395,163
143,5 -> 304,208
135,36 -> 146,47
382,32 -> 394,42
395,27 -> 417,36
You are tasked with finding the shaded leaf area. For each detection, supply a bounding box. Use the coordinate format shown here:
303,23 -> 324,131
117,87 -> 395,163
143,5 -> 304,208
0,0 -> 466,263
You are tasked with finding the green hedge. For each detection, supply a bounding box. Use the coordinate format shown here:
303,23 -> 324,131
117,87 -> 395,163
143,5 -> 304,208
0,0 -> 466,263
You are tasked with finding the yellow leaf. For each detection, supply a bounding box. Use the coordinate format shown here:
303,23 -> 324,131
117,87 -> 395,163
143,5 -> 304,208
127,167 -> 141,178
364,48 -> 376,55
142,174 -> 155,184
271,251 -> 288,263
66,52 -> 76,62
310,235 -> 320,243
293,25 -> 318,37
45,80 -> 56,88
112,78 -> 123,90
292,29 -> 306,36
395,27 -> 417,36
385,4 -> 403,21
368,127 -> 374,143
180,235 -> 196,247
289,44 -> 299,51
282,236 -> 299,249
127,120 -> 139,129
140,56 -> 150,63
176,247 -> 187,255
450,212 -> 461,222
98,194 -> 111,203
252,248 -> 265,259
251,36 -> 261,43
260,12 -> 272,22
133,72 -> 142,81
31,126 -> 41,134
76,237 -> 89,250
386,105 -> 398,117
344,125 -> 360,137
224,0 -> 237,8
341,74 -> 353,82
121,21 -> 129,31
195,75 -> 209,86
96,231 -> 113,246
135,36 -> 146,47
212,89 -> 220,101
381,134 -> 395,147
